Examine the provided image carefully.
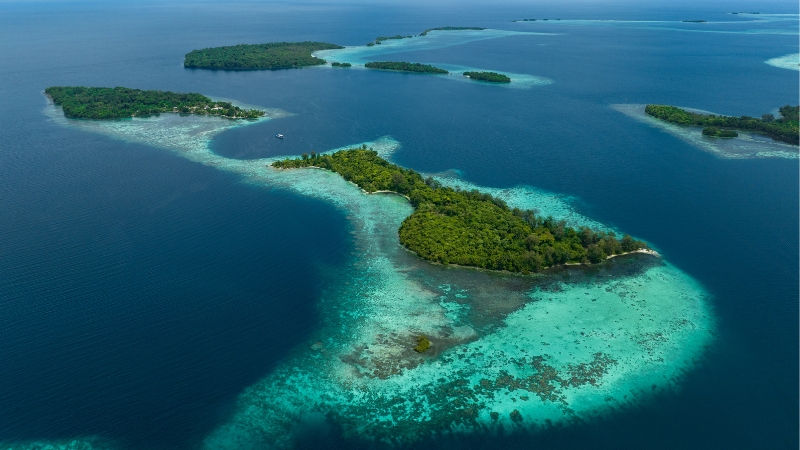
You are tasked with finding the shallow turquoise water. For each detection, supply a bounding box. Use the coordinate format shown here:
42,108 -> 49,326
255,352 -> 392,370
766,52 -> 800,70
314,29 -> 555,88
40,106 -> 714,448
1,2 -> 797,449
610,104 -> 799,159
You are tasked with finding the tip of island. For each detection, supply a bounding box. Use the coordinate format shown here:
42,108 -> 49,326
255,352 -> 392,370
645,104 -> 799,145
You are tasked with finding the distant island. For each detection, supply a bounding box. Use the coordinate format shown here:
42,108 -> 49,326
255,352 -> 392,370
374,34 -> 413,44
183,42 -> 343,70
463,71 -> 511,83
645,104 -> 799,145
331,62 -> 352,67
364,61 -> 449,74
45,86 -> 265,120
681,20 -> 707,23
369,27 -> 485,45
273,148 -> 649,273
419,26 -> 485,36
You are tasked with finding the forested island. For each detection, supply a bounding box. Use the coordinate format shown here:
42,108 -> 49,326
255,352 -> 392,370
364,62 -> 449,74
183,42 -> 343,70
370,27 -> 485,45
331,62 -> 352,67
374,35 -> 413,44
273,148 -> 648,273
463,71 -> 511,83
419,26 -> 485,36
681,20 -> 707,23
645,104 -> 799,145
45,86 -> 265,120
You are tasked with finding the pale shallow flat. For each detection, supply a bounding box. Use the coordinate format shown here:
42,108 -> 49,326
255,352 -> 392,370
39,107 -> 716,449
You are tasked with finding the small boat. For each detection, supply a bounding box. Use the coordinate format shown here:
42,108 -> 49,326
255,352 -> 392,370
275,134 -> 284,139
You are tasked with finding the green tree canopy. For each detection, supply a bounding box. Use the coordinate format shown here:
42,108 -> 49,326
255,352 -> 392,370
645,104 -> 798,145
46,86 -> 264,120
183,42 -> 343,70
273,149 -> 649,273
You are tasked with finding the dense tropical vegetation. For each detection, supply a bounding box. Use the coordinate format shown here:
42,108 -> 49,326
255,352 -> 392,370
183,42 -> 343,70
702,127 -> 737,138
45,86 -> 264,120
331,62 -> 352,67
463,71 -> 511,83
374,35 -> 413,44
273,148 -> 648,273
370,27 -> 485,45
364,62 -> 449,74
645,104 -> 799,145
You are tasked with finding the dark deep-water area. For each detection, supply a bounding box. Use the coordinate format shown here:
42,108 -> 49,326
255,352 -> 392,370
0,1 -> 797,449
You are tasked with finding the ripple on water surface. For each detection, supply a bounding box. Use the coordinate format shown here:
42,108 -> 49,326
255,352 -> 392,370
36,106 -> 715,449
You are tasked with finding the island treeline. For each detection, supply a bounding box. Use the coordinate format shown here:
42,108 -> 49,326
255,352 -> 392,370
419,26 -> 485,36
645,104 -> 799,145
273,148 -> 648,273
368,27 -> 485,45
375,35 -> 413,44
364,62 -> 449,74
702,127 -> 737,138
463,71 -> 511,83
183,42 -> 343,70
45,86 -> 265,120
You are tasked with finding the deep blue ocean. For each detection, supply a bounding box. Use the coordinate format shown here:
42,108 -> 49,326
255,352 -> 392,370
0,1 -> 797,449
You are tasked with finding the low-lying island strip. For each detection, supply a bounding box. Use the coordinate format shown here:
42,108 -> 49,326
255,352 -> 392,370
273,148 -> 649,273
464,71 -> 511,83
645,104 -> 799,145
364,61 -> 449,74
45,86 -> 265,120
183,41 -> 344,70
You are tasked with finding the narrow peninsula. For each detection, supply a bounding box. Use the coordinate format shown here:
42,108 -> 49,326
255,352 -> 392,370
183,42 -> 343,70
645,104 -> 799,145
45,86 -> 265,120
419,26 -> 485,36
374,34 -> 413,44
364,62 -> 449,74
273,148 -> 648,273
369,27 -> 485,45
464,71 -> 511,83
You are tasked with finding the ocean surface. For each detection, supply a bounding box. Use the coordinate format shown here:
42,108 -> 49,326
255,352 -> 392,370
0,1 -> 797,449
